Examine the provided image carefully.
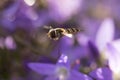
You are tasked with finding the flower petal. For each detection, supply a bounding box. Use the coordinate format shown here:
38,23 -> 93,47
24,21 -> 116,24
110,39 -> 120,53
105,41 -> 120,74
70,70 -> 93,80
88,40 -> 99,59
89,67 -> 112,80
46,0 -> 82,23
28,63 -> 56,75
4,36 -> 16,50
45,76 -> 57,80
95,18 -> 115,52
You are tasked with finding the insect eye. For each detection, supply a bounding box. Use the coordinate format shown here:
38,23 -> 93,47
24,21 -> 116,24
50,31 -> 56,38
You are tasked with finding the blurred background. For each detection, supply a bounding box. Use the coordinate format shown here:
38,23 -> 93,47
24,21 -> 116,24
0,0 -> 120,80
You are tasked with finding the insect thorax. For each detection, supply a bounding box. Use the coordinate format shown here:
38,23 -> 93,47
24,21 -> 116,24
49,29 -> 63,40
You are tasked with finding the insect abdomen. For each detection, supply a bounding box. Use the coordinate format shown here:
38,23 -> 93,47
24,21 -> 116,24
65,28 -> 80,34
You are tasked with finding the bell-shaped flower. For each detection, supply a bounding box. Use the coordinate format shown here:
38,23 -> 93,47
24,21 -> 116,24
105,39 -> 120,80
89,67 -> 112,80
86,18 -> 115,79
88,17 -> 115,61
95,17 -> 115,53
28,54 -> 93,80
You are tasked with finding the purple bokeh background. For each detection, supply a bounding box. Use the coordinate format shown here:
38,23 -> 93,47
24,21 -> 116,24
0,0 -> 120,80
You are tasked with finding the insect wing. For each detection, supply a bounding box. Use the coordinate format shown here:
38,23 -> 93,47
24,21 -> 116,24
63,32 -> 73,38
44,26 -> 53,30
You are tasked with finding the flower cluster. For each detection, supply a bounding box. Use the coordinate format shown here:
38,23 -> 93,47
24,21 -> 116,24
28,54 -> 92,80
0,0 -> 120,80
28,17 -> 120,80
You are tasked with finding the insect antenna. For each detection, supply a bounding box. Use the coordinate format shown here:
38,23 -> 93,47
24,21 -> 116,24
44,26 -> 53,30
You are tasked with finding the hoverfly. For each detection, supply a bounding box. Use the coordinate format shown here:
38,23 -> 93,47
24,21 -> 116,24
45,26 -> 81,40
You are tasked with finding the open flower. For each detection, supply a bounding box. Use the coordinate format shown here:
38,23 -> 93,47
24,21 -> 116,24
28,54 -> 92,80
86,17 -> 115,63
89,67 -> 113,80
88,17 -> 120,80
83,17 -> 115,79
95,17 -> 115,53
105,39 -> 120,80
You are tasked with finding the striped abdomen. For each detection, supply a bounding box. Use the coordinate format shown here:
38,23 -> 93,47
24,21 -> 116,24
65,28 -> 80,34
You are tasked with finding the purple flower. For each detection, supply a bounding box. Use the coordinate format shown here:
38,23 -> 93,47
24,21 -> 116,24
23,0 -> 36,6
0,0 -> 48,31
51,35 -> 90,65
104,39 -> 120,79
95,17 -> 115,53
0,36 -> 16,50
88,17 -> 120,80
89,67 -> 113,80
4,36 -> 16,50
28,54 -> 93,80
86,17 -> 115,63
0,0 -> 19,31
46,0 -> 83,23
